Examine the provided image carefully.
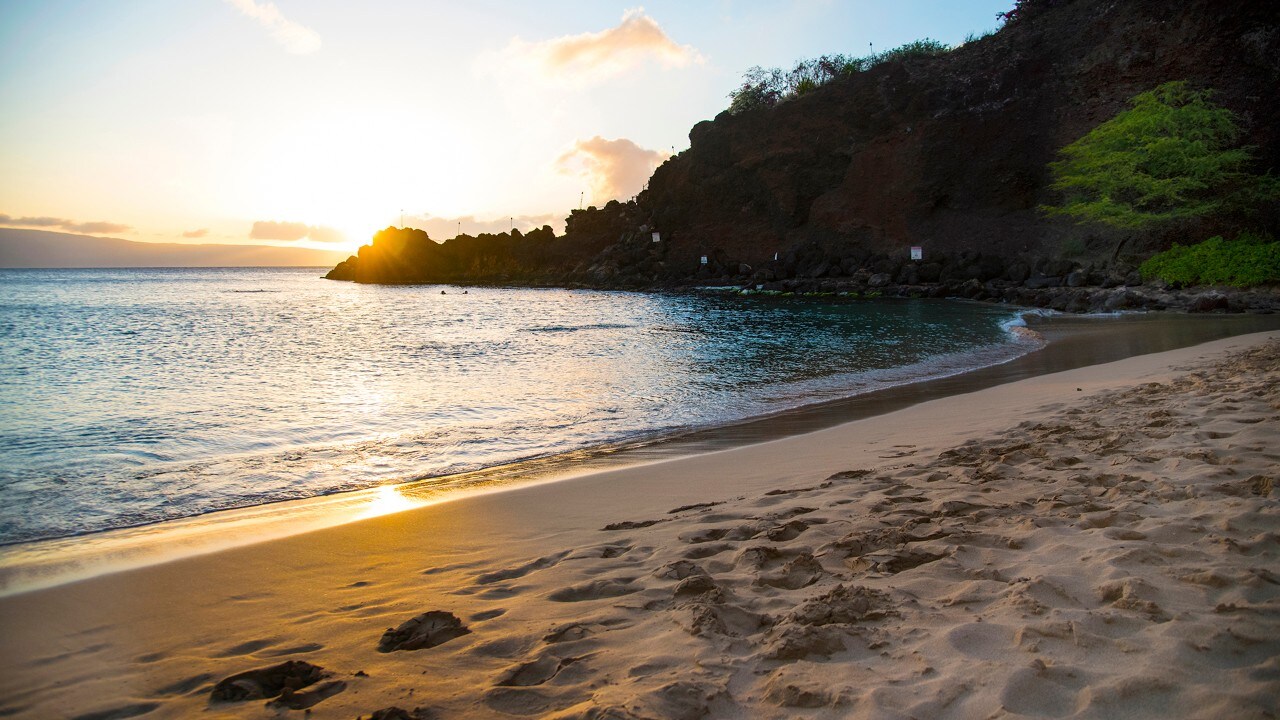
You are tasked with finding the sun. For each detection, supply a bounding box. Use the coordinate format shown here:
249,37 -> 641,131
237,104 -> 478,255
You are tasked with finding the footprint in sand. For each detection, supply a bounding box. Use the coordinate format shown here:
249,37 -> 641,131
358,707 -> 433,720
762,623 -> 850,661
653,559 -> 709,580
763,486 -> 819,497
684,543 -> 733,559
764,667 -> 846,708
846,548 -> 945,575
264,642 -> 325,657
474,550 -> 571,585
668,500 -> 726,514
756,553 -> 825,590
153,672 -> 215,696
546,577 -> 638,602
70,703 -> 162,720
567,542 -> 633,559
601,518 -> 664,531
482,686 -> 582,716
495,653 -> 587,687
673,574 -> 723,601
543,623 -> 593,644
760,519 -> 810,541
999,663 -> 1086,717
786,584 -> 892,625
679,527 -> 731,544
209,660 -> 329,703
826,469 -> 873,483
945,622 -> 1015,660
269,680 -> 348,710
377,611 -> 471,652
735,544 -> 798,571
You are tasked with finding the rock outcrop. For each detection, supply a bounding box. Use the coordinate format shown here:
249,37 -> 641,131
327,0 -> 1279,302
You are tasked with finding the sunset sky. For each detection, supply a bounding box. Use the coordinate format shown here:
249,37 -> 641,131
1,1 -> 1012,253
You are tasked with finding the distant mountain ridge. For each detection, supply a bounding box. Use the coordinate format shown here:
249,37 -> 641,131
0,228 -> 348,268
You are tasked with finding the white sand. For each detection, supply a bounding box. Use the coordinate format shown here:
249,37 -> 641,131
0,331 -> 1277,719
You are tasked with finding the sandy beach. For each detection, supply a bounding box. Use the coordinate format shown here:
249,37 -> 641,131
1,330 -> 1278,719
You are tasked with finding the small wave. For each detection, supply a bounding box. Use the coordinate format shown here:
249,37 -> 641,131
1008,325 -> 1043,342
522,323 -> 633,333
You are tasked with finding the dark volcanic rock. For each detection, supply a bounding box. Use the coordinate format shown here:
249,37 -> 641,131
326,0 -> 1279,298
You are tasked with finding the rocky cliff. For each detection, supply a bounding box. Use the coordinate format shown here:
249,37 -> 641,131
327,0 -> 1279,307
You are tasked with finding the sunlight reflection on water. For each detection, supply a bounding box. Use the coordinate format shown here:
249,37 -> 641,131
0,267 -> 1029,544
357,485 -> 424,519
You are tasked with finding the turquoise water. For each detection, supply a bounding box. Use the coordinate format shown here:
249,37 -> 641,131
0,268 -> 1033,544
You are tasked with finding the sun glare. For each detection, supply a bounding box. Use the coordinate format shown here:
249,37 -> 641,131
240,107 -> 464,250
359,485 -> 423,519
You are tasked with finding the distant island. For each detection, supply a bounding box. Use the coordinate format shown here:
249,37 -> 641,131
0,228 -> 350,268
326,0 -> 1278,312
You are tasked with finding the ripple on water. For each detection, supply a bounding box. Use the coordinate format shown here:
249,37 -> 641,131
0,268 -> 1032,544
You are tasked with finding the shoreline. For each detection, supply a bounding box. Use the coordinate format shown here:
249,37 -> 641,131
0,329 -> 1275,717
2,310 -> 1278,597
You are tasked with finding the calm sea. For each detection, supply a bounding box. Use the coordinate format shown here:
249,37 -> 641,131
0,267 -> 1035,545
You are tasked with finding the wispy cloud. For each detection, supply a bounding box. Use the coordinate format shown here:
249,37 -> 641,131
490,8 -> 703,86
401,213 -> 566,240
182,228 -> 209,239
558,137 -> 668,204
224,0 -> 321,55
0,214 -> 131,235
250,220 -> 344,243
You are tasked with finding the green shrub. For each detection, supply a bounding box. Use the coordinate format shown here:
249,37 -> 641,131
727,40 -> 950,114
727,66 -> 784,113
876,39 -> 949,63
1139,231 -> 1280,287
1044,81 -> 1280,229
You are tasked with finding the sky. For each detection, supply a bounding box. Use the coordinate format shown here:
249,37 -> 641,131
0,0 -> 1014,253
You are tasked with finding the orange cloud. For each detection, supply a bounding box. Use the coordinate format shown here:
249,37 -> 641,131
224,0 -> 321,55
0,214 -> 130,235
498,8 -> 703,85
182,228 -> 209,239
249,220 -> 344,243
558,137 -> 668,204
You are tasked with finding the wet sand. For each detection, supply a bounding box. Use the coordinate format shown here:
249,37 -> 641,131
0,325 -> 1276,718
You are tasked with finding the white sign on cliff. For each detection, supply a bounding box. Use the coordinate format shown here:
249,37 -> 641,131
652,232 -> 661,243
910,246 -> 923,260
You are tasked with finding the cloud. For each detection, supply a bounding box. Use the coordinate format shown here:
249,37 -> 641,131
249,220 -> 345,243
224,0 -> 321,55
0,214 -> 131,235
401,213 -> 566,240
67,221 -> 132,234
182,229 -> 209,239
493,8 -> 703,86
557,136 -> 668,204
250,220 -> 310,241
306,225 -> 345,244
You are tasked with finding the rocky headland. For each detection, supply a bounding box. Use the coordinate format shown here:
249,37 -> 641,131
326,0 -> 1279,312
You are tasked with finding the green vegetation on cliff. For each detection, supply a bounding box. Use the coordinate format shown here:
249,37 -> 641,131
1139,232 -> 1280,287
726,39 -> 950,114
1044,81 -> 1279,229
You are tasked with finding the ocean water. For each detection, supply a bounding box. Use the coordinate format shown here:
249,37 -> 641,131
0,268 -> 1035,545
